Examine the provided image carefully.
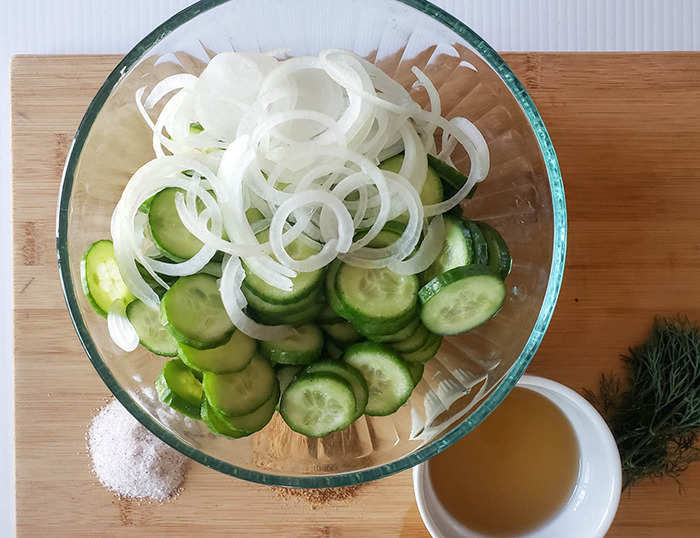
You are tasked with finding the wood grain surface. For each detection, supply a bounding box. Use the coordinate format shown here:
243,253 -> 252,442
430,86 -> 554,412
11,53 -> 700,537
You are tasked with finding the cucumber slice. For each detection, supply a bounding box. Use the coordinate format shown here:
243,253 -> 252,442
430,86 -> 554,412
249,301 -> 324,327
354,220 -> 405,248
400,333 -> 443,364
324,339 -> 344,360
379,154 -> 443,206
423,215 -> 475,283
420,165 -> 444,206
343,342 -> 413,416
126,299 -> 178,356
203,354 -> 276,417
419,265 -> 506,335
476,222 -> 512,280
155,359 -> 203,419
259,324 -> 324,365
199,261 -> 223,279
279,372 -> 356,437
362,316 -> 421,344
148,187 -> 204,262
322,321 -> 363,346
81,240 -> 135,318
441,180 -> 478,204
427,155 -> 478,199
178,329 -> 257,374
139,196 -> 155,214
317,303 -> 344,325
137,261 -> 177,292
427,154 -> 467,190
277,364 -> 304,397
365,228 -> 401,248
354,308 -> 419,336
161,274 -> 234,350
335,263 -> 419,323
408,363 -> 425,386
462,219 -> 489,265
243,229 -> 324,305
246,207 -> 266,224
305,362 -> 369,421
243,284 -> 322,317
216,381 -> 280,434
326,259 -> 349,318
201,397 -> 247,439
136,261 -> 163,294
390,323 -> 431,354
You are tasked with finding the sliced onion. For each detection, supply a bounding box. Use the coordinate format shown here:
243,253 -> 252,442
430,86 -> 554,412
450,116 -> 491,180
251,219 -> 271,234
112,156 -> 232,306
135,87 -> 184,158
357,106 -> 393,160
107,299 -> 139,352
269,190 -> 354,273
337,177 -> 372,228
144,74 -> 198,109
398,121 -> 428,194
412,111 -> 489,216
319,49 -> 416,115
112,168 -> 180,307
120,48 -> 491,306
166,154 -> 228,202
438,131 -> 459,161
236,86 -> 297,140
389,215 -> 445,275
340,174 -> 423,268
174,191 -> 268,257
163,91 -> 196,142
194,52 -> 278,142
411,66 -> 441,154
250,109 -> 347,149
412,67 -> 440,117
217,136 -> 296,289
259,56 -> 321,95
219,256 -> 295,341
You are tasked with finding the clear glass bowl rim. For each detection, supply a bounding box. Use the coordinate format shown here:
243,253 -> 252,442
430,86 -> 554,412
56,0 -> 567,488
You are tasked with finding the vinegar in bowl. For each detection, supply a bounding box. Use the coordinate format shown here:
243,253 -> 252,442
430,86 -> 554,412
428,387 -> 580,537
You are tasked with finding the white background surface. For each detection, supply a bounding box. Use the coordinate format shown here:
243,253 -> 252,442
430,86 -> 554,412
1,1 -> 699,536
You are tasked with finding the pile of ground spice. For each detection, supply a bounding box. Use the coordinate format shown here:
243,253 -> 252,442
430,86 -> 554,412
87,398 -> 190,501
272,485 -> 361,508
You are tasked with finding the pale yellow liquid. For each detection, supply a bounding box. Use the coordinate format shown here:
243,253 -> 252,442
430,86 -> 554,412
428,387 -> 580,537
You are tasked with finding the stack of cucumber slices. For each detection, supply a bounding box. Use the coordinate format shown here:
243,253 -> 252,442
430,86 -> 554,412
81,155 -> 511,439
79,48 -> 512,439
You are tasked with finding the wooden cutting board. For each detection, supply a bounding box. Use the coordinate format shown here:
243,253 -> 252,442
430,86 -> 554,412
11,53 -> 700,537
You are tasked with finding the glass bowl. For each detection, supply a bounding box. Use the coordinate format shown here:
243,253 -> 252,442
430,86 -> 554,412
57,0 -> 566,487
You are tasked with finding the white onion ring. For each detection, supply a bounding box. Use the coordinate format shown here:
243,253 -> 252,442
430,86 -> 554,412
144,74 -> 198,109
269,190 -> 354,273
219,256 -> 296,341
107,299 -> 139,352
389,215 -> 445,275
412,111 -> 489,216
114,47 -> 492,339
217,136 -> 297,290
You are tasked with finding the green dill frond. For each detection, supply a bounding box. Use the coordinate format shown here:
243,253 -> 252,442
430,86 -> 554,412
586,316 -> 700,490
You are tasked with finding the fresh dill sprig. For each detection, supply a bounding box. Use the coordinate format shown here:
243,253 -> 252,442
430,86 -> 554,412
585,316 -> 700,490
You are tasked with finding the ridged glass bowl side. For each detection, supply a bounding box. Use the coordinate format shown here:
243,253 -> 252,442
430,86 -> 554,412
57,0 -> 566,487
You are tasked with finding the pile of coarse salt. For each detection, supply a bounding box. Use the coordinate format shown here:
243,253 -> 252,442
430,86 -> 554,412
87,398 -> 190,501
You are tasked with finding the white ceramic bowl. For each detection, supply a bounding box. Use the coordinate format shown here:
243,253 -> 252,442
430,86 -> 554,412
413,375 -> 622,538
